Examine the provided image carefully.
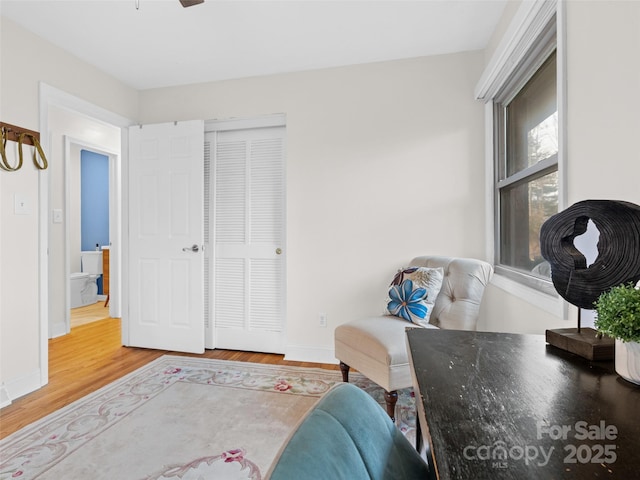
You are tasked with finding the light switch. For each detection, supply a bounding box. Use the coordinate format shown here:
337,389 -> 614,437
14,194 -> 31,215
53,209 -> 63,223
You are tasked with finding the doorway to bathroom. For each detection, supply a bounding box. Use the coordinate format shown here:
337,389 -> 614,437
68,149 -> 110,328
40,84 -> 130,389
45,99 -> 124,339
65,140 -> 119,332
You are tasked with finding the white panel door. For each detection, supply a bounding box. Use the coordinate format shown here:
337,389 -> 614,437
128,121 -> 204,353
210,126 -> 286,353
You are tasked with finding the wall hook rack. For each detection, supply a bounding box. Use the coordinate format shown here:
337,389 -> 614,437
1,121 -> 49,171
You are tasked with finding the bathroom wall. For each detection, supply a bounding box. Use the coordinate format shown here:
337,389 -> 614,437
80,150 -> 109,253
79,150 -> 109,294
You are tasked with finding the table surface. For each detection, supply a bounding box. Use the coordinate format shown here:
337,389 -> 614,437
407,329 -> 640,480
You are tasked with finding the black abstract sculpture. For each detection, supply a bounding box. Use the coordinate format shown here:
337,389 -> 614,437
540,200 -> 640,360
540,199 -> 640,309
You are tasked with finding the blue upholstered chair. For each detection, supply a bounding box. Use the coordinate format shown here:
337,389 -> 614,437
266,383 -> 430,480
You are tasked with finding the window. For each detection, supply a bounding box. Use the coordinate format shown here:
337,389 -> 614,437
475,0 -> 562,306
495,49 -> 558,292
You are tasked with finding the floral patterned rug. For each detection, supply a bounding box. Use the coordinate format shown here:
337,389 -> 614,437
0,356 -> 415,479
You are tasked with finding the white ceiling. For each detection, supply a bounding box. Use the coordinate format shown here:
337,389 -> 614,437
1,0 -> 507,90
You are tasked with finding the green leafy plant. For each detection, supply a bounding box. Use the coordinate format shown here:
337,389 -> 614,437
594,281 -> 640,343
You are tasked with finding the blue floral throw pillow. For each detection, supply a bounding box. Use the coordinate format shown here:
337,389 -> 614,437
387,279 -> 428,323
386,266 -> 444,327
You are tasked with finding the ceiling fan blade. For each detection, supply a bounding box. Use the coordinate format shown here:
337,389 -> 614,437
179,0 -> 204,7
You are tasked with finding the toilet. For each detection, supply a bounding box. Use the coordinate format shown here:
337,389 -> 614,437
70,251 -> 103,308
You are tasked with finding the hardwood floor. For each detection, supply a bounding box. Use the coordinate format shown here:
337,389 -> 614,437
0,317 -> 340,440
70,300 -> 110,328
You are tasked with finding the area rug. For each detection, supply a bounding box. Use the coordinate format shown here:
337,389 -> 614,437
0,355 -> 415,479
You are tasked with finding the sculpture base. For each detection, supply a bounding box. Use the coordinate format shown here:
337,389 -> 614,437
545,327 -> 615,361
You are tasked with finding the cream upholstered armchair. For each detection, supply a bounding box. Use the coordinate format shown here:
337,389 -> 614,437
334,256 -> 493,421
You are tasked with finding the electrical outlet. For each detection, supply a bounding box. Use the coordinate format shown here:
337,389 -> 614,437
318,313 -> 327,328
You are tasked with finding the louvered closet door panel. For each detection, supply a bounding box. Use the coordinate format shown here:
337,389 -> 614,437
211,126 -> 286,353
215,258 -> 245,328
215,141 -> 246,244
250,258 -> 283,331
251,138 -> 284,245
203,141 -> 211,333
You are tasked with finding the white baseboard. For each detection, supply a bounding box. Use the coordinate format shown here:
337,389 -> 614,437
0,384 -> 11,408
49,320 -> 68,339
284,344 -> 338,365
2,369 -> 43,405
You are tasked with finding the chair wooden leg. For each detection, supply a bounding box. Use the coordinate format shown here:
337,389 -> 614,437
339,362 -> 350,383
338,363 -> 397,422
384,390 -> 398,422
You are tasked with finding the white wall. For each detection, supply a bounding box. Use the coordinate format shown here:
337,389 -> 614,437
565,0 -> 640,203
477,0 -> 640,333
483,0 -> 522,65
0,16 -> 137,403
70,144 -> 83,274
139,53 -> 487,361
0,141 -> 40,405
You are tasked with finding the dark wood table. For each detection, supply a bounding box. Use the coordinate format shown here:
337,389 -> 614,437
407,329 -> 640,480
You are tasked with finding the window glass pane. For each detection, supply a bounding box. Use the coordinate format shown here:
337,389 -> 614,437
500,170 -> 558,277
506,52 -> 557,177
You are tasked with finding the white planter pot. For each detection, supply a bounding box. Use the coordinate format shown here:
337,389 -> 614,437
615,339 -> 640,385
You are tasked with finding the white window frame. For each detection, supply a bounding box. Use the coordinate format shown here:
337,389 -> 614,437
476,0 -> 567,317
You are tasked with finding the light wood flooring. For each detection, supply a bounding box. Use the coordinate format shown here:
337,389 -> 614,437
0,315 -> 340,439
70,300 -> 111,328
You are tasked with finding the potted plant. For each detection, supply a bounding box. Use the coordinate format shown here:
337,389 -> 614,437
594,280 -> 640,385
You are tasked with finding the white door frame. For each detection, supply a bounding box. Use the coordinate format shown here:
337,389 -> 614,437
39,83 -> 131,385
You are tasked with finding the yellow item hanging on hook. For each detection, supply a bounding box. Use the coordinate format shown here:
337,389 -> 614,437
26,132 -> 48,170
0,126 -> 48,171
0,127 -> 22,171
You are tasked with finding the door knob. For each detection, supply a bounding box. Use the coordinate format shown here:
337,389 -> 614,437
183,244 -> 199,252
276,248 -> 282,255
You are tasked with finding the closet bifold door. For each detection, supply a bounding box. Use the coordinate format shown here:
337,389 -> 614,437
211,126 -> 286,354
